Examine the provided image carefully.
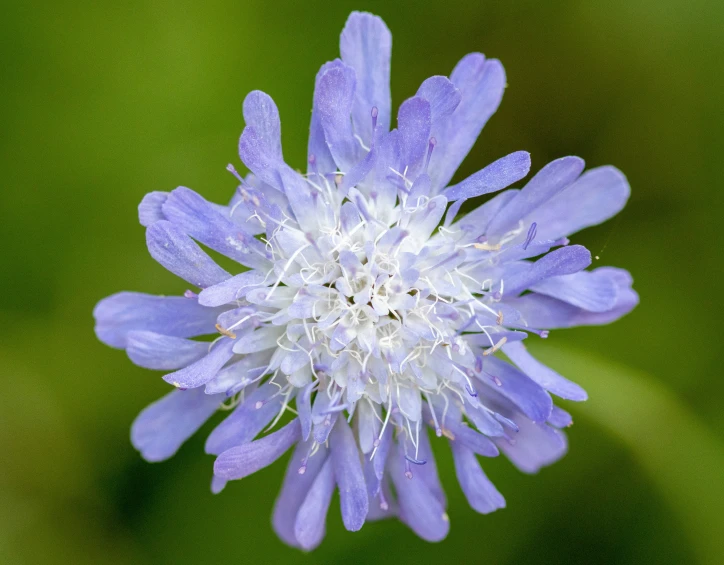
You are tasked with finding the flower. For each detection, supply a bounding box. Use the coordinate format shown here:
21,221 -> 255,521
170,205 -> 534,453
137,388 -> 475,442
94,11 -> 638,549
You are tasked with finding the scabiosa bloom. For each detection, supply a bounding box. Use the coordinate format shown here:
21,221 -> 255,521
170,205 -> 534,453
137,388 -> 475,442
94,11 -> 637,549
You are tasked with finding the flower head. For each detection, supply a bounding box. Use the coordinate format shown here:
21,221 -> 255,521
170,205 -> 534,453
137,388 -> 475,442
95,11 -> 637,549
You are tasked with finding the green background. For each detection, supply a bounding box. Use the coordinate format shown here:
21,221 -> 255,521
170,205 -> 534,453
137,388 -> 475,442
2,0 -> 723,563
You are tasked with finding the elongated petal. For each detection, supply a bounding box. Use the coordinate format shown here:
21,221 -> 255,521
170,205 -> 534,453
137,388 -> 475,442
340,12 -> 392,145
502,341 -> 587,401
162,337 -> 235,389
205,384 -> 283,455
447,421 -> 500,457
131,387 -> 221,462
398,96 -> 431,169
146,221 -> 230,288
504,245 -> 592,296
214,419 -> 301,480
198,270 -> 267,307
162,187 -> 270,269
487,156 -> 585,236
429,54 -> 505,191
416,76 -> 461,128
238,125 -> 283,190
548,405 -> 573,428
126,331 -> 208,370
233,325 -> 284,354
308,60 -> 346,176
94,292 -> 221,348
138,191 -> 168,226
390,444 -> 449,542
294,457 -> 335,551
273,441 -> 328,548
444,151 -> 530,201
243,90 -> 283,162
316,64 -> 359,171
525,165 -> 630,241
330,418 -> 368,531
531,268 -> 618,312
497,416 -> 568,474
507,284 -> 639,329
479,356 -> 553,423
450,441 -> 505,514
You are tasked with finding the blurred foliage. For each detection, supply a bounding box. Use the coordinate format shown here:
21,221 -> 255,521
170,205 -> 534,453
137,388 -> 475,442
1,0 -> 723,563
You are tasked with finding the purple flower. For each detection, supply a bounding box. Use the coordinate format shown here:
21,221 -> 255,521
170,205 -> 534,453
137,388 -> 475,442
94,11 -> 637,549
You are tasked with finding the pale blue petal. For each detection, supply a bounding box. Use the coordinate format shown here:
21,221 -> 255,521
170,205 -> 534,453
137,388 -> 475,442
214,419 -> 301,480
486,156 -> 585,236
162,337 -> 236,389
340,12 -> 392,145
94,292 -> 222,348
450,441 -> 505,513
330,418 -> 368,531
502,341 -> 588,401
444,151 -> 530,201
126,331 -> 208,370
131,387 -> 221,462
146,220 -> 230,288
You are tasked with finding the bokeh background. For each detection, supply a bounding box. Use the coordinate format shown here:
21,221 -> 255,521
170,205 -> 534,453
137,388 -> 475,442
2,0 -> 723,563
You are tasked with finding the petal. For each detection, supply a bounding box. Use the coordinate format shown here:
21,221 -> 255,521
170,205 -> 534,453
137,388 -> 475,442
94,292 -> 221,348
125,331 -> 208,370
507,283 -> 639,329
197,270 -> 268,307
204,384 -> 283,455
297,382 -> 314,441
213,418 -> 301,480
411,428 -> 447,508
309,60 -> 347,176
429,54 -> 505,191
503,245 -> 592,296
525,165 -> 630,241
162,337 -> 236,389
294,456 -> 335,551
330,418 -> 368,531
452,189 -> 518,243
447,421 -> 500,457
397,96 -> 431,169
479,356 -> 553,423
531,268 -> 618,312
340,11 -> 392,145
272,440 -> 329,548
497,417 -> 568,474
548,405 -> 573,428
416,76 -> 461,128
486,156 -> 585,236
242,90 -> 283,162
450,441 -> 505,514
146,220 -> 230,288
131,387 -> 221,462
233,325 -> 284,354
502,341 -> 588,401
316,63 -> 360,171
162,187 -> 270,269
389,443 -> 450,542
238,125 -> 283,190
444,151 -> 531,201
138,191 -> 168,226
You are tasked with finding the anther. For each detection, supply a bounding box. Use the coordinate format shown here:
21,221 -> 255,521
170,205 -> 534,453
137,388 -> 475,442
184,289 -> 198,299
371,106 -> 379,131
523,222 -> 537,251
424,137 -> 436,171
226,163 -> 244,183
